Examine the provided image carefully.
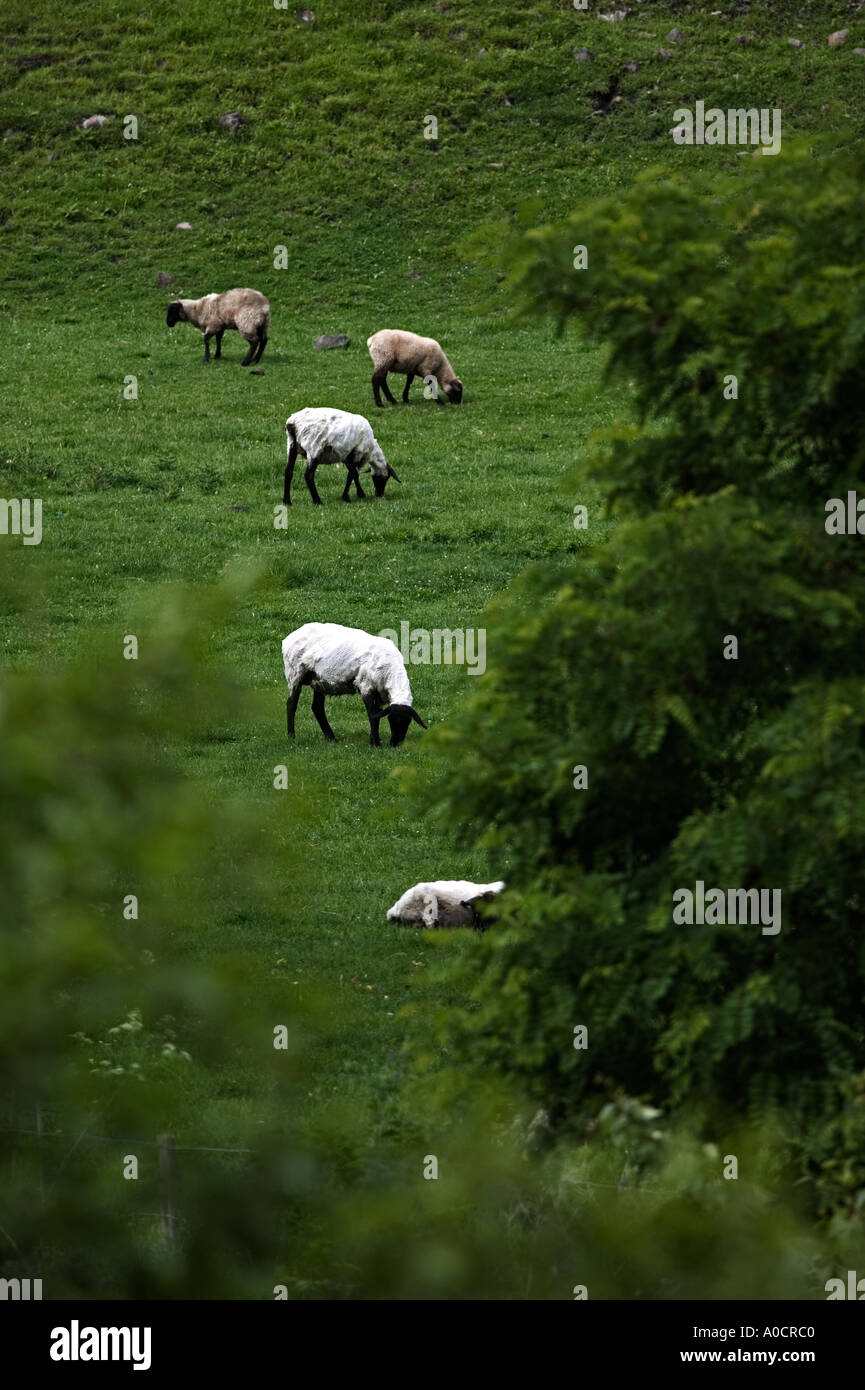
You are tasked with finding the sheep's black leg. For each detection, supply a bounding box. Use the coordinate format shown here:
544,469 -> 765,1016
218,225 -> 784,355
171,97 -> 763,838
203,333 -> 212,363
381,373 -> 398,405
372,371 -> 386,408
341,454 -> 366,501
240,336 -> 256,367
283,442 -> 299,506
254,332 -> 268,364
363,693 -> 383,748
402,373 -> 414,403
286,683 -> 302,738
214,330 -> 224,359
304,457 -> 323,505
311,689 -> 337,741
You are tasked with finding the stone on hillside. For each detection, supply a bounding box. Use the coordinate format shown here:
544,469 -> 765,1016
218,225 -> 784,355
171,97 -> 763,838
314,334 -> 350,350
175,221 -> 192,230
156,271 -> 175,286
574,47 -> 596,61
81,114 -> 110,128
828,29 -> 848,47
788,38 -> 805,49
219,111 -> 247,131
667,28 -> 684,42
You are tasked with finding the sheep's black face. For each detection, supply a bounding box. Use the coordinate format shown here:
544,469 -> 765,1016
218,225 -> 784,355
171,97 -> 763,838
166,302 -> 183,327
373,463 -> 401,498
447,380 -> 463,404
386,704 -> 427,746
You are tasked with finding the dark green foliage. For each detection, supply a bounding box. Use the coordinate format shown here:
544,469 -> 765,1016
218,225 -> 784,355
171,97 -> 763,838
0,560 -> 325,1296
408,141 -> 865,1219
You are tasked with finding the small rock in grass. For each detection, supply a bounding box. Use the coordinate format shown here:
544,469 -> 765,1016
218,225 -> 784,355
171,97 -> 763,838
295,8 -> 315,21
853,47 -> 865,55
657,48 -> 672,58
666,28 -> 684,42
409,267 -> 422,279
219,111 -> 246,131
828,30 -> 848,47
314,333 -> 350,350
574,47 -> 596,61
788,38 -> 805,48
156,271 -> 175,286
477,48 -> 486,58
81,114 -> 110,128
599,9 -> 628,20
623,60 -> 641,71
736,34 -> 753,45
175,221 -> 192,230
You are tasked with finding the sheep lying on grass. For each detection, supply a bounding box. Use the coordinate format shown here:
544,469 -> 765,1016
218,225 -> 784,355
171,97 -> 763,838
386,880 -> 505,928
284,407 -> 400,505
367,329 -> 463,407
282,622 -> 427,746
165,288 -> 270,365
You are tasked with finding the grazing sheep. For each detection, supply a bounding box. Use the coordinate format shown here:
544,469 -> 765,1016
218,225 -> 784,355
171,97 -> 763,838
283,621 -> 427,746
386,880 -> 505,928
284,407 -> 400,505
367,329 -> 463,407
165,288 -> 270,365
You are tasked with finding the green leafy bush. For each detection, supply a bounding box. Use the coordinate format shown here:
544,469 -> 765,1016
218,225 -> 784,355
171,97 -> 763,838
404,141 -> 865,1221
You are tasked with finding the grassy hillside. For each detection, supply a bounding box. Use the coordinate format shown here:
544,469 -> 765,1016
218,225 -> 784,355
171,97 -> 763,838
2,0 -> 865,1296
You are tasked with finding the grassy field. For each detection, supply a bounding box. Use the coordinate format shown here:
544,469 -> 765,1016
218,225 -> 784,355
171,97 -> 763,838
2,0 -> 865,1293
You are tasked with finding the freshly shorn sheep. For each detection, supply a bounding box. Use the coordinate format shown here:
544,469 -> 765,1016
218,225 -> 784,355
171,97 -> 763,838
282,621 -> 427,746
387,880 -> 505,929
367,329 -> 463,407
284,407 -> 400,505
165,288 -> 270,366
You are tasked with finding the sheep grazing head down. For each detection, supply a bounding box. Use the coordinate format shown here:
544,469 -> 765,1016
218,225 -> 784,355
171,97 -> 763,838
165,301 -> 185,327
372,463 -> 401,498
446,378 -> 463,405
379,702 -> 426,746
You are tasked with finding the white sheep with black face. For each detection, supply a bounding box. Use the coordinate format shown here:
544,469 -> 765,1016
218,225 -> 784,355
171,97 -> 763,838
386,880 -> 505,928
165,287 -> 270,365
282,621 -> 427,747
367,329 -> 463,407
283,407 -> 400,505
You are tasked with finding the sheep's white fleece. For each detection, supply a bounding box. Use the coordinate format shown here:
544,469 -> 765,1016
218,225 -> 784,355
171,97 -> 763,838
286,408 -> 389,476
367,329 -> 458,387
178,288 -> 270,336
387,879 -> 506,928
282,622 -> 413,704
